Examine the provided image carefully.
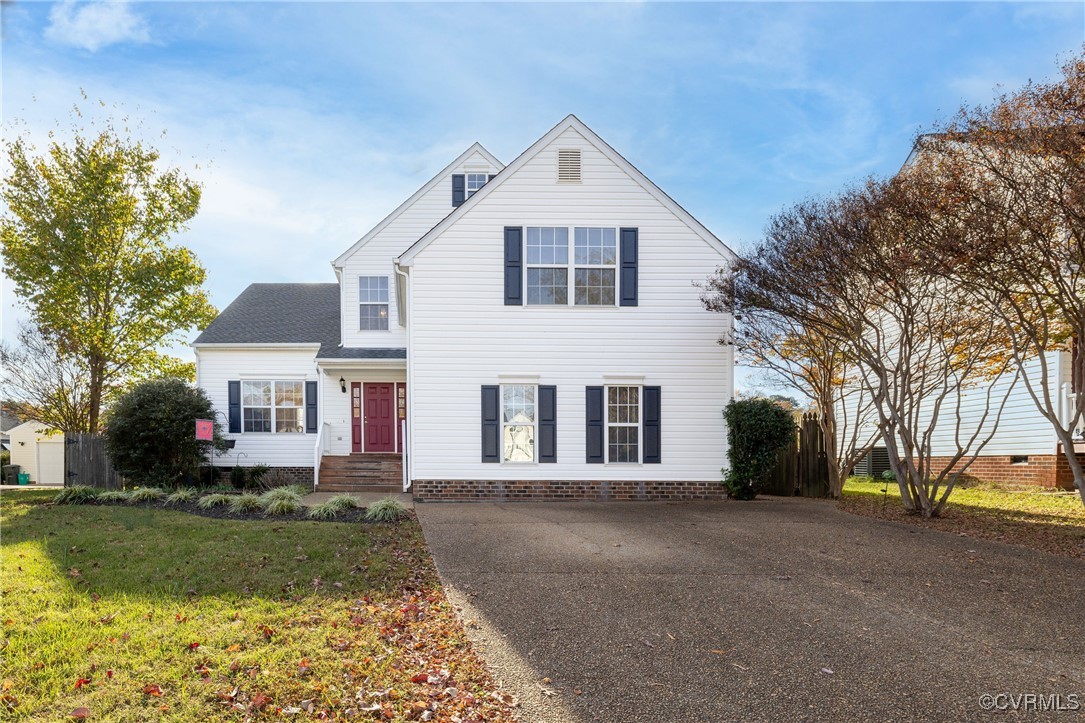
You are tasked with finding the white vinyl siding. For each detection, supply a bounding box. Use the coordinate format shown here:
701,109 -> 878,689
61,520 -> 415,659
338,149 -> 501,349
407,126 -> 732,482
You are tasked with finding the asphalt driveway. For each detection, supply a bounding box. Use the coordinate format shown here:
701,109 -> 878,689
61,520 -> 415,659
416,498 -> 1085,722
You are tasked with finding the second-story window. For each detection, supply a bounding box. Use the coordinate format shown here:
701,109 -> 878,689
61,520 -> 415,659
466,173 -> 487,198
526,227 -> 569,305
574,227 -> 617,305
359,276 -> 389,330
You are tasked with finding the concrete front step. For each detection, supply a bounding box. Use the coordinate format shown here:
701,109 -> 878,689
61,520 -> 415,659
318,483 -> 403,493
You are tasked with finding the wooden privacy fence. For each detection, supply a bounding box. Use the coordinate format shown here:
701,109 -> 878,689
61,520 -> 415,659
64,434 -> 123,489
760,413 -> 830,497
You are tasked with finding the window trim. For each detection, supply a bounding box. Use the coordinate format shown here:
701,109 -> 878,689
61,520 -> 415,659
605,384 -> 642,464
241,380 -> 307,434
500,383 -> 538,464
358,275 -> 391,331
466,172 -> 488,198
523,225 -> 619,308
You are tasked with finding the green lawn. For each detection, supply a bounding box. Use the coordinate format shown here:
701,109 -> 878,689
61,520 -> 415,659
840,477 -> 1085,559
0,490 -> 514,722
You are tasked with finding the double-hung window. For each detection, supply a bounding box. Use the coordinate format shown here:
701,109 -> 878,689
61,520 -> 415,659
502,384 -> 536,462
242,381 -> 305,433
607,385 -> 640,463
466,173 -> 487,198
359,276 -> 389,330
525,226 -> 616,306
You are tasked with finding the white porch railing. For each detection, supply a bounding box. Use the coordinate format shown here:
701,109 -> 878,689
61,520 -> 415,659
400,418 -> 409,492
313,422 -> 330,489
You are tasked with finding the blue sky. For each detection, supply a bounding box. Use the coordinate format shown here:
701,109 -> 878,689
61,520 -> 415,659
2,1 -> 1082,391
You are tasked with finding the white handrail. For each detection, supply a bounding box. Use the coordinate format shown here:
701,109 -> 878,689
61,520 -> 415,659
313,422 -> 330,489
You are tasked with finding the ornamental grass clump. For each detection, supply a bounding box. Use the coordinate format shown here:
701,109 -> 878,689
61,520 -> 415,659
363,497 -> 407,523
128,487 -> 165,503
228,493 -> 263,514
261,497 -> 299,516
53,486 -> 100,505
164,488 -> 199,505
96,490 -> 131,504
197,493 -> 231,509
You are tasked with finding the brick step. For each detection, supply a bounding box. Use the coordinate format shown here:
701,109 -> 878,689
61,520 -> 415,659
318,483 -> 402,493
319,477 -> 402,486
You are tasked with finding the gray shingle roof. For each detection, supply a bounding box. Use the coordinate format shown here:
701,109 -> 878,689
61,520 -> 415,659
192,283 -> 405,360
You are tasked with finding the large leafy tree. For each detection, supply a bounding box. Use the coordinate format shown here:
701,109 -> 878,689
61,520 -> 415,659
1,114 -> 217,433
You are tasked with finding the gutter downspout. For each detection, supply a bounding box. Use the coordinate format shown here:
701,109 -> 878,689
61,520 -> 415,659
394,259 -> 412,493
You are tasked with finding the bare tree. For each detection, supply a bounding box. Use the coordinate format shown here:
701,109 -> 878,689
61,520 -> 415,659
0,322 -> 94,433
715,182 -> 1017,517
906,51 -> 1085,504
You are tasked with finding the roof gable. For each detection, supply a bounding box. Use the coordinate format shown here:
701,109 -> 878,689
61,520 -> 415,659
396,115 -> 734,265
333,142 -> 503,267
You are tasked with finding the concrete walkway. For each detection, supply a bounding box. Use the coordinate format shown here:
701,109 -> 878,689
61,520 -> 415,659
417,498 -> 1085,722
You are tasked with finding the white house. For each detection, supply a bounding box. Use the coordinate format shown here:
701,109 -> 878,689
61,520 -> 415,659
193,116 -> 735,500
8,421 -> 65,486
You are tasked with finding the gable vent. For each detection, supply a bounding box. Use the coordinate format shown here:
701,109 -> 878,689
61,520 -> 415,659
557,148 -> 581,183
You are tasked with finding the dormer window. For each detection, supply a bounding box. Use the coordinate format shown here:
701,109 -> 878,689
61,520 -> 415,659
466,173 -> 488,198
359,276 -> 389,330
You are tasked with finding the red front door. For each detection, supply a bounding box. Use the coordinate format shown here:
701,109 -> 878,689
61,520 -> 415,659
351,383 -> 363,453
364,383 -> 395,452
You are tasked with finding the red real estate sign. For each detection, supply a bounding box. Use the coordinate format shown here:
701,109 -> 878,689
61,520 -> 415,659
195,419 -> 214,441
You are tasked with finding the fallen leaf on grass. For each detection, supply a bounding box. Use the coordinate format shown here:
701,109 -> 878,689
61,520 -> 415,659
298,658 -> 311,675
97,613 -> 117,625
226,644 -> 240,653
69,707 -> 90,720
250,691 -> 270,710
186,642 -> 200,651
74,678 -> 91,690
68,568 -> 81,578
143,684 -> 164,696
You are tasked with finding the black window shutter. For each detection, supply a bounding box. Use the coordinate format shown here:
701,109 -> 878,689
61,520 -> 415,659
586,386 -> 604,463
305,381 -> 318,433
488,173 -> 496,183
620,227 -> 638,306
643,386 -> 661,463
539,385 -> 557,463
481,385 -> 500,463
227,381 -> 241,433
504,226 -> 523,305
452,174 -> 466,207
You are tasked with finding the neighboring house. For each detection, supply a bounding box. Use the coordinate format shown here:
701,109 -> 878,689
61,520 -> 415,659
8,421 -> 65,485
193,116 -> 735,500
0,410 -> 21,452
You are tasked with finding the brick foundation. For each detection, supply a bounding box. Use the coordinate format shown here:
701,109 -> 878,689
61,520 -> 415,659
927,454 -> 1081,490
264,466 -> 315,491
412,479 -> 726,502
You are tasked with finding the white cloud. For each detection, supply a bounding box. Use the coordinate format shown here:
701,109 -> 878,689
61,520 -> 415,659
45,0 -> 150,52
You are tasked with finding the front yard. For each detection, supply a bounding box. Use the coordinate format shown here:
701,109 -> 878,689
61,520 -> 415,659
840,477 -> 1085,560
0,490 -> 516,721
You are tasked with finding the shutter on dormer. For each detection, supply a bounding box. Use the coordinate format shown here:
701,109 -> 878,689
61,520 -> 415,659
228,381 -> 241,433
305,381 -> 318,433
481,385 -> 500,463
585,386 -> 604,463
643,386 -> 661,463
504,227 -> 523,305
488,174 -> 496,183
620,227 -> 638,307
452,174 -> 466,207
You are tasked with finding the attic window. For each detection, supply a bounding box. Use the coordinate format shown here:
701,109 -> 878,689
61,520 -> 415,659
557,148 -> 581,183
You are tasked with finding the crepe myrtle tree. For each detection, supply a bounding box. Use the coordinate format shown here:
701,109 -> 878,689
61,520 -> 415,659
903,50 -> 1085,505
104,378 -> 228,487
722,181 -> 1017,517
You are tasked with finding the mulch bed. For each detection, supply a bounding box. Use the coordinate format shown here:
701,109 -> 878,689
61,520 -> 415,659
838,495 -> 1085,561
88,498 -> 405,524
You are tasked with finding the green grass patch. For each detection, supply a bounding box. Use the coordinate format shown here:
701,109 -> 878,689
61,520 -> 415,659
841,477 -> 1085,559
0,489 -> 512,721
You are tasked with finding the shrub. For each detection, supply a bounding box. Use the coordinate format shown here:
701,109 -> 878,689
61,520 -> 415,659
228,493 -> 263,514
364,497 -> 407,522
262,497 -> 299,516
196,493 -> 231,509
257,468 -> 295,491
229,466 -> 247,490
104,379 -> 228,487
54,486 -> 100,505
96,490 -> 131,504
164,488 -> 198,505
305,495 -> 357,520
128,487 -> 165,503
722,398 -> 796,500
247,464 -> 270,489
